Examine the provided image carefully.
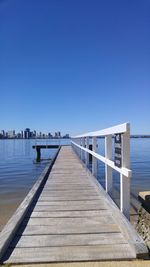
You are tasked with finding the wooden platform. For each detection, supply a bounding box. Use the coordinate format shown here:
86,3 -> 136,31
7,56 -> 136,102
0,146 -> 148,263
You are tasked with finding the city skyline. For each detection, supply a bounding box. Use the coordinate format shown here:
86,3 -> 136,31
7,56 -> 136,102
0,1 -> 150,135
0,128 -> 70,139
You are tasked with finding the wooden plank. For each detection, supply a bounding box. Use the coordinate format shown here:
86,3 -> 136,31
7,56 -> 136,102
18,223 -> 120,235
23,216 -> 115,226
46,181 -> 90,184
29,210 -> 112,218
49,173 -> 88,176
52,168 -> 85,170
45,180 -> 91,183
45,181 -> 90,185
51,167 -> 84,169
36,200 -> 105,206
41,190 -> 98,194
47,179 -> 89,182
44,184 -> 94,188
38,195 -> 101,201
50,172 -> 88,175
40,192 -> 99,197
43,185 -> 95,189
10,232 -> 127,248
44,181 -> 95,186
49,175 -> 88,178
3,244 -> 135,263
42,188 -> 97,192
33,203 -> 106,211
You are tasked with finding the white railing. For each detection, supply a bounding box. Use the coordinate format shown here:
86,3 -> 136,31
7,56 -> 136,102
71,123 -> 131,220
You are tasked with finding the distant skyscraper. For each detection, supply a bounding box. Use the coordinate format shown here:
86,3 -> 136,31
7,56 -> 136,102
21,131 -> 23,139
48,132 -> 52,138
24,128 -> 30,139
33,130 -> 36,138
64,134 -> 69,138
7,130 -> 15,138
1,130 -> 5,137
55,131 -> 61,138
57,131 -> 61,137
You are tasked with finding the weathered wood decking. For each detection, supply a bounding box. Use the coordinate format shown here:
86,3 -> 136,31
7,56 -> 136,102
0,146 -> 148,263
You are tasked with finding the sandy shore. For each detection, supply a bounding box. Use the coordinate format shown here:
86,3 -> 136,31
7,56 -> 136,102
0,203 -> 19,231
0,190 -> 28,232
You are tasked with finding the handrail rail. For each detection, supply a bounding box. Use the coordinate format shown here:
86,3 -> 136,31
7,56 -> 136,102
71,141 -> 131,178
71,122 -> 131,220
71,122 -> 130,138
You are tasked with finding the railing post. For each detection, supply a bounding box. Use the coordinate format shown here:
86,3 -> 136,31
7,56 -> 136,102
80,138 -> 82,160
92,136 -> 97,177
85,137 -> 89,167
75,138 -> 78,154
105,135 -> 112,195
120,124 -> 130,220
82,137 -> 85,162
76,139 -> 78,156
78,138 -> 81,156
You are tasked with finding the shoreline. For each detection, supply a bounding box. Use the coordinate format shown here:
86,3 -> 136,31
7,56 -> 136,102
0,190 -> 29,232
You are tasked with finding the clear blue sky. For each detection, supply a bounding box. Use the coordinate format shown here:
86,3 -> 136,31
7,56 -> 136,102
0,0 -> 150,135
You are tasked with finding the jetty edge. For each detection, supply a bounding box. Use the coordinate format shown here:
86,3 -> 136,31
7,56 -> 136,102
0,147 -> 60,261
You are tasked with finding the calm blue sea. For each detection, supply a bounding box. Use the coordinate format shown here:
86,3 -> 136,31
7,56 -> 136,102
0,138 -> 150,228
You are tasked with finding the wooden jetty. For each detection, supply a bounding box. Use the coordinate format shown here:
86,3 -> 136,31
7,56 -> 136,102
0,123 -> 148,264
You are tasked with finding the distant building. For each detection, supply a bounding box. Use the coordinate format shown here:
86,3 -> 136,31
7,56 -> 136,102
33,130 -> 36,138
24,128 -> 30,139
1,130 -> 5,138
8,130 -> 15,138
17,132 -> 21,139
63,134 -> 70,138
30,131 -> 33,138
55,131 -> 61,138
48,132 -> 53,138
21,131 -> 24,139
